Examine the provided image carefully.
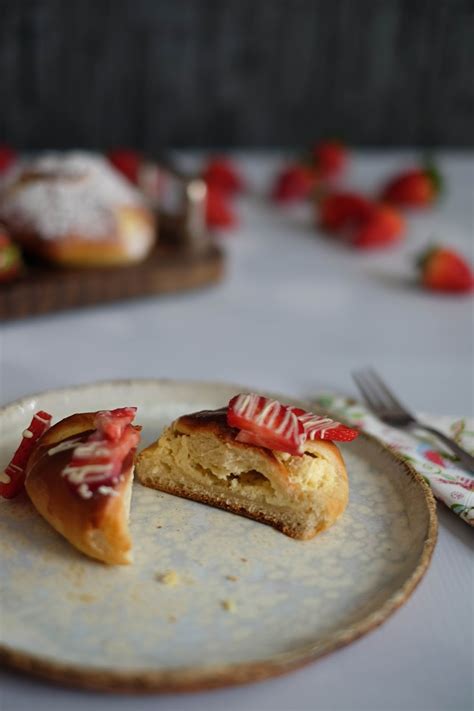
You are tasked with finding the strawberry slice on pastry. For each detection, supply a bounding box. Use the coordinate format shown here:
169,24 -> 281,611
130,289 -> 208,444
1,411 -> 52,499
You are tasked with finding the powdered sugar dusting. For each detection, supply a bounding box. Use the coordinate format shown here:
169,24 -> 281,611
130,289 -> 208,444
0,152 -> 146,240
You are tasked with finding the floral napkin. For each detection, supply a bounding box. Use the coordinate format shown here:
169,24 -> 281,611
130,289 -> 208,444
314,394 -> 474,526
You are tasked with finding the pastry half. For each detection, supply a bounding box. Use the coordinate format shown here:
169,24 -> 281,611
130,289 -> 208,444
136,406 -> 350,539
25,409 -> 140,564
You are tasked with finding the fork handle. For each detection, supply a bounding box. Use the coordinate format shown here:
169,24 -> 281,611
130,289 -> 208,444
413,423 -> 474,474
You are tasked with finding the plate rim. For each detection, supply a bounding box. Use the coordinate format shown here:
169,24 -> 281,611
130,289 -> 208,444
0,378 -> 438,693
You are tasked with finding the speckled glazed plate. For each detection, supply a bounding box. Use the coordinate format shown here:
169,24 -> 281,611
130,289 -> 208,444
0,379 -> 437,692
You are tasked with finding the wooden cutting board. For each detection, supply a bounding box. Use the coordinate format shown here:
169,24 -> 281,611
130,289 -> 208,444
0,242 -> 224,321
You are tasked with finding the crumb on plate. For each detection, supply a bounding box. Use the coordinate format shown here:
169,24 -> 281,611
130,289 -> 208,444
156,570 -> 180,586
221,598 -> 237,613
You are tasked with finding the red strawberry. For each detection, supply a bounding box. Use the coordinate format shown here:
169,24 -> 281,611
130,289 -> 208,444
206,185 -> 237,229
203,158 -> 243,194
290,408 -> 359,441
227,394 -> 305,456
312,140 -> 347,180
0,145 -> 17,174
95,407 -> 138,441
352,204 -> 405,249
319,192 -> 373,231
272,164 -> 318,202
63,408 -> 140,498
418,247 -> 473,293
227,394 -> 359,454
1,411 -> 52,498
107,149 -> 142,184
381,166 -> 441,207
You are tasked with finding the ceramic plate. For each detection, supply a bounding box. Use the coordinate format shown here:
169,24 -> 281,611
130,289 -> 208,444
0,379 -> 437,692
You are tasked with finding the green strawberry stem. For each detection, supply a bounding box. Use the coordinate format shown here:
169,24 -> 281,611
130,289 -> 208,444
423,157 -> 443,197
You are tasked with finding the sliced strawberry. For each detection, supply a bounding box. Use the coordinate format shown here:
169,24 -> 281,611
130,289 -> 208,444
312,140 -> 347,180
272,164 -> 318,202
204,158 -> 243,194
290,408 -> 359,441
1,411 -> 52,498
319,192 -> 373,231
206,185 -> 237,229
228,394 -> 305,456
418,246 -> 473,293
107,149 -> 142,184
62,408 -> 140,498
0,145 -> 17,174
95,407 -> 137,441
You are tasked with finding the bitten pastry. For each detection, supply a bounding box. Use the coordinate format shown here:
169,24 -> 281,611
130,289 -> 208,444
0,152 -> 155,267
14,407 -> 140,564
136,394 -> 359,539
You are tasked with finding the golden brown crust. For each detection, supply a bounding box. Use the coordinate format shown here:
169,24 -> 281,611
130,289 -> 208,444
2,207 -> 155,268
25,413 -> 134,565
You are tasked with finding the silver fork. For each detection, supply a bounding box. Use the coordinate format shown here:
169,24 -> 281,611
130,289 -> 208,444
353,368 -> 474,475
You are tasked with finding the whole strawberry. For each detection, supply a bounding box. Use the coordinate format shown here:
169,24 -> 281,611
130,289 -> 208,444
203,158 -> 243,194
107,149 -> 142,184
312,140 -> 347,180
352,204 -> 405,249
381,165 -> 441,207
318,192 -> 373,231
272,164 -> 318,202
0,144 -> 17,174
206,185 -> 237,229
418,247 -> 473,293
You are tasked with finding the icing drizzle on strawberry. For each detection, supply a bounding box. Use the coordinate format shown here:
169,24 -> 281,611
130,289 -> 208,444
227,394 -> 358,456
60,407 -> 140,500
1,411 -> 53,499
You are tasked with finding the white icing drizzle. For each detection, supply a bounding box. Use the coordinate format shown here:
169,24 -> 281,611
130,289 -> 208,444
274,407 -> 300,439
232,393 -> 342,445
6,462 -> 22,472
48,437 -> 82,456
295,412 -> 341,440
234,394 -> 301,440
72,442 -> 111,459
97,485 -> 119,497
0,152 -> 145,240
22,429 -> 33,439
61,462 -> 114,485
33,412 -> 51,425
45,428 -> 128,500
78,483 -> 93,500
0,471 -> 11,484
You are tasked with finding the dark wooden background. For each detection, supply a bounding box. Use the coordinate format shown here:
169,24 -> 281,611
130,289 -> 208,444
1,0 -> 473,150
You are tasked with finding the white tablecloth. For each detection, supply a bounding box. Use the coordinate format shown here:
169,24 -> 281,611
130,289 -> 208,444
1,152 -> 473,711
